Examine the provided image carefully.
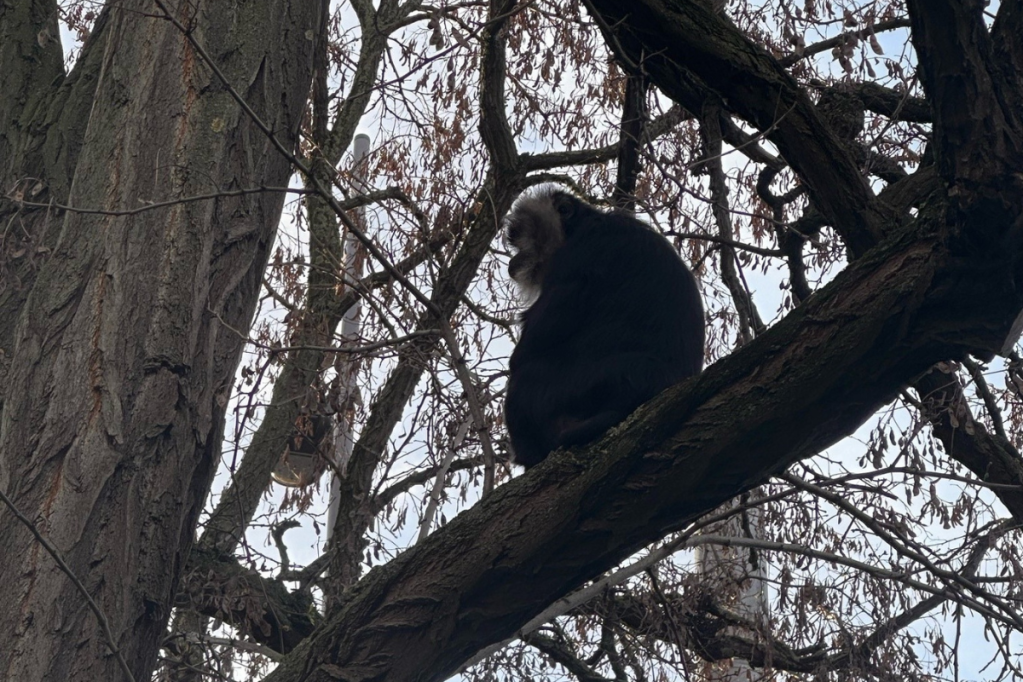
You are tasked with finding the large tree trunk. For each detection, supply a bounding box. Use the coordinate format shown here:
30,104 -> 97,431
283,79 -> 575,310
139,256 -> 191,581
0,1 -> 318,679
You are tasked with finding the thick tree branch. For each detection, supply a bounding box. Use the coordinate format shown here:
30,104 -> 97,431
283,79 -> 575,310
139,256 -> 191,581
907,0 -> 1023,189
849,82 -> 932,124
479,0 -> 521,173
612,72 -> 648,210
583,0 -> 887,257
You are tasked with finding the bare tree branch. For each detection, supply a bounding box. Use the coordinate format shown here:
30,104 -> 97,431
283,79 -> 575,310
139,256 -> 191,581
584,0 -> 889,256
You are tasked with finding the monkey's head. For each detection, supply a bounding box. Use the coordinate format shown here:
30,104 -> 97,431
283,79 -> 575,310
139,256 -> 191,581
504,186 -> 585,299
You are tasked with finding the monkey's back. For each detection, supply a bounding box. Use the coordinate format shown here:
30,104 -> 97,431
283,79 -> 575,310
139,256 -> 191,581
507,208 -> 704,467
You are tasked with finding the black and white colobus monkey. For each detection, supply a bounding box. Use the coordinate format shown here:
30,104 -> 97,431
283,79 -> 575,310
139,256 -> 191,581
504,187 -> 705,468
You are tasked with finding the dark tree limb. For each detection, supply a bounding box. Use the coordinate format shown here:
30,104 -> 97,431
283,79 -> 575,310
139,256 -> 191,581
699,101 -> 765,343
907,0 -> 1023,189
612,72 -> 648,210
176,548 -> 319,655
479,0 -> 521,174
848,82 -> 932,124
756,167 -> 812,303
914,369 -> 1023,522
583,0 -> 887,256
523,631 -> 615,682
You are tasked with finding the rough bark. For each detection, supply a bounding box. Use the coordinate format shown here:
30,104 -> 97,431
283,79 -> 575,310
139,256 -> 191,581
0,1 -> 318,680
175,548 -> 318,655
0,1 -> 106,397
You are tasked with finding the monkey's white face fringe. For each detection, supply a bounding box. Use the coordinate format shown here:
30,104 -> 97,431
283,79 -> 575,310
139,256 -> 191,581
504,186 -> 566,302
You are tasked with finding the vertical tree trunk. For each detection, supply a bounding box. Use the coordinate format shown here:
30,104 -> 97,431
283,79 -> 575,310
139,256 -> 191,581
0,2 -> 318,679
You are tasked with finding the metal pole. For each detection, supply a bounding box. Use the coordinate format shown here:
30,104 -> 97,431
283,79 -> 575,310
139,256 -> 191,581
327,133 -> 371,540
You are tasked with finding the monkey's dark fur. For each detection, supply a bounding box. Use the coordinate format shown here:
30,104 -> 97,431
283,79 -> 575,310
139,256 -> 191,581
504,187 -> 705,468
